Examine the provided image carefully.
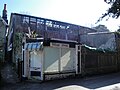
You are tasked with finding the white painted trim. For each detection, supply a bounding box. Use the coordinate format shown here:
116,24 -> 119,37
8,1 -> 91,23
79,45 -> 82,74
50,42 -> 69,48
28,51 -> 31,78
24,48 -> 27,77
76,45 -> 78,74
22,41 -> 26,77
50,42 -> 61,47
59,47 -> 61,72
61,44 -> 69,48
41,51 -> 44,81
42,47 -> 45,80
51,38 -> 77,43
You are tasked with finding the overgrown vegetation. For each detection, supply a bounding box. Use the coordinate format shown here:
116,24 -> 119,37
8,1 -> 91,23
13,33 -> 23,61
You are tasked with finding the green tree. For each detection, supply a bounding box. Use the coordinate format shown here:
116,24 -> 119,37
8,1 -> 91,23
97,0 -> 120,22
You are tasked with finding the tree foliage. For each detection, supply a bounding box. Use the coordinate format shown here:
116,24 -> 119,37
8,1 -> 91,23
97,0 -> 120,22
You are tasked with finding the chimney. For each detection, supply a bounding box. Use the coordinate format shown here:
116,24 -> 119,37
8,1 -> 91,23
2,4 -> 8,24
4,4 -> 6,10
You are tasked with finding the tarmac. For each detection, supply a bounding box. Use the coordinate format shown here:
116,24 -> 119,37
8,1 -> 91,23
1,63 -> 120,90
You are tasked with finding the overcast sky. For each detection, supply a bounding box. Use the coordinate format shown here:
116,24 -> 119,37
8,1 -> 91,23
0,0 -> 120,31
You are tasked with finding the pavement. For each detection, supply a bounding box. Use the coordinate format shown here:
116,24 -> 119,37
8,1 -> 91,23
1,63 -> 120,90
1,63 -> 19,84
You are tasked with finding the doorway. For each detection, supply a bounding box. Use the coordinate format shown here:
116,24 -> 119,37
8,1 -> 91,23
29,51 -> 42,80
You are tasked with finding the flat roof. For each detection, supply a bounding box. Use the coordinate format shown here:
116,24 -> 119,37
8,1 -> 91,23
26,38 -> 77,44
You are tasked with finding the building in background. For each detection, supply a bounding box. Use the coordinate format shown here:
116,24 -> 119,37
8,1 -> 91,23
0,4 -> 8,62
7,13 -> 97,63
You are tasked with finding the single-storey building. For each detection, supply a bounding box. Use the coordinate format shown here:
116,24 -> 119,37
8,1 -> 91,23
22,38 -> 81,81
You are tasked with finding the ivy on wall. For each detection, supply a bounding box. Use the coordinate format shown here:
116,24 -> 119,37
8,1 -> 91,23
13,33 -> 23,60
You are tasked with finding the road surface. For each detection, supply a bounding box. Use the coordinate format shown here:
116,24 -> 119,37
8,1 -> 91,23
1,63 -> 120,90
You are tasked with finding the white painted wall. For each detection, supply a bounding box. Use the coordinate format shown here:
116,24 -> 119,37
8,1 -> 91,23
44,46 -> 76,73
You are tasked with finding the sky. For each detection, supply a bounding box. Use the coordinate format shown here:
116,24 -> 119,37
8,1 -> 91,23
0,0 -> 120,32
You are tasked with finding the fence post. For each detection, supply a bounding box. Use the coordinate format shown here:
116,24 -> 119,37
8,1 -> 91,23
18,58 -> 22,81
97,52 -> 99,74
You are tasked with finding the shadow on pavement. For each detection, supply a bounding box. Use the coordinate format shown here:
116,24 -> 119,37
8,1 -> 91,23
40,73 -> 120,90
1,69 -> 120,90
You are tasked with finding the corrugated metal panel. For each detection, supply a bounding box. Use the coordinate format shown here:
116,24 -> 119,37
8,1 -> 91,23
26,42 -> 43,51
